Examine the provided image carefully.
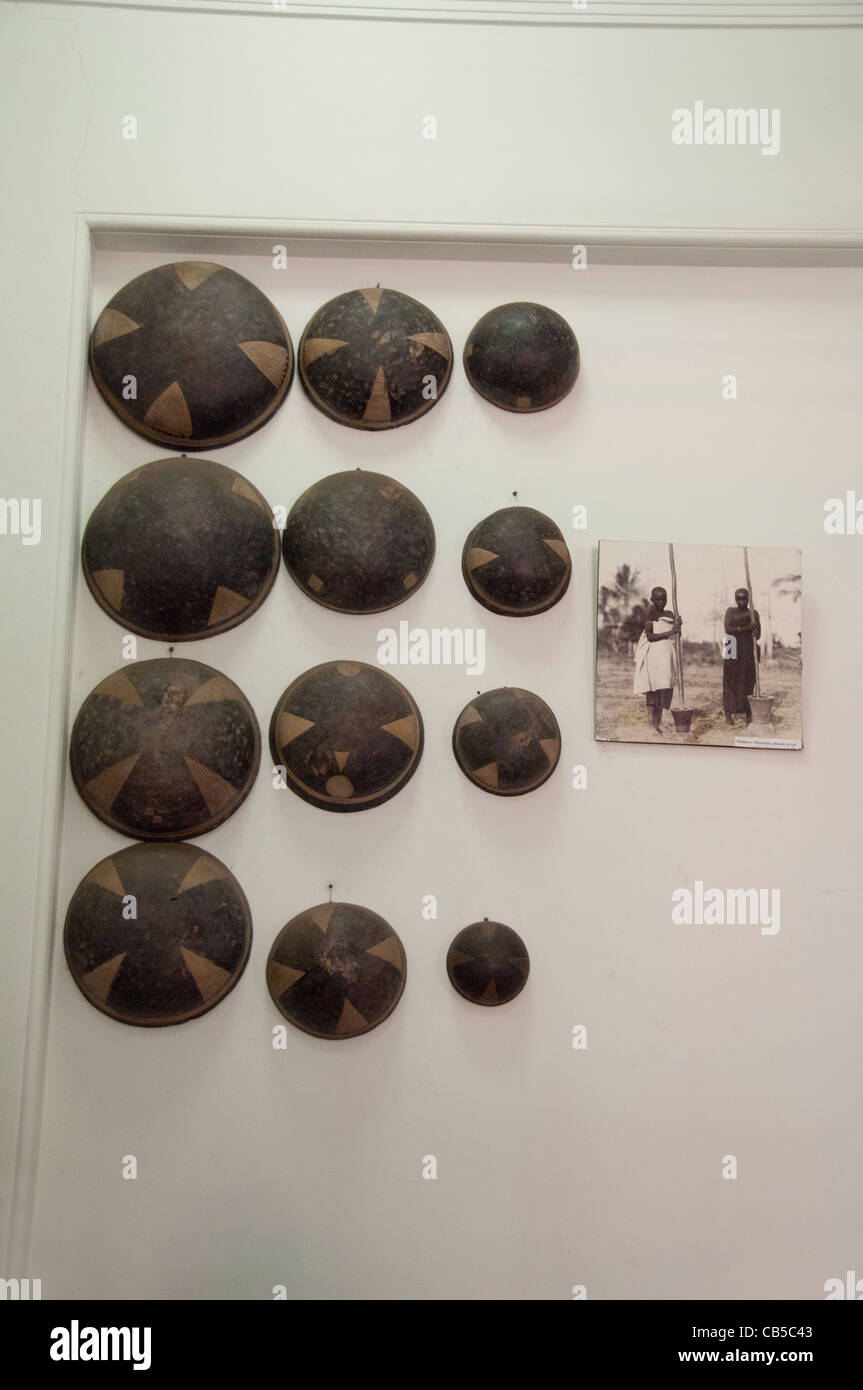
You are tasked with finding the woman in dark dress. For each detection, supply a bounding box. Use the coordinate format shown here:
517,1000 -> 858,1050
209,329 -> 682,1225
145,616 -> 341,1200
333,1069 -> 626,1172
723,587 -> 761,725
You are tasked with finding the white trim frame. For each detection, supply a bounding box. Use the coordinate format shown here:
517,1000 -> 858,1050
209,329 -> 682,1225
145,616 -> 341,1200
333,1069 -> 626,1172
7,208 -> 863,1273
19,1 -> 863,29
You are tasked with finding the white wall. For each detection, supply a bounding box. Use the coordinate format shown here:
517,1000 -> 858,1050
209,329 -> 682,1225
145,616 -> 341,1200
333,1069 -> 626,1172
2,3 -> 863,1298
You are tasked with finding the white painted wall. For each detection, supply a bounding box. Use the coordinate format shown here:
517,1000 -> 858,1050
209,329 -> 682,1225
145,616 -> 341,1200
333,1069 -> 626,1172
2,3 -> 863,1298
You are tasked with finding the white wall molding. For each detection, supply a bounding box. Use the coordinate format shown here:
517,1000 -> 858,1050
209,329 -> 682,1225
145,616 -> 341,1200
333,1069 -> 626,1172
22,0 -> 863,28
89,214 -> 863,263
4,203 -> 863,1272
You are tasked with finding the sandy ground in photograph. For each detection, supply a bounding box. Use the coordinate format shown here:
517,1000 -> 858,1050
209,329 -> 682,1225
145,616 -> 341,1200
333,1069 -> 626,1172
595,649 -> 803,748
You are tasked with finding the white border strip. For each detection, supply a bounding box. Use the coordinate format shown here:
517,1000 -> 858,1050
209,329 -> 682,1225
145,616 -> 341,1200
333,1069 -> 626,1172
20,0 -> 863,28
87,213 -> 863,251
6,216 -> 93,1274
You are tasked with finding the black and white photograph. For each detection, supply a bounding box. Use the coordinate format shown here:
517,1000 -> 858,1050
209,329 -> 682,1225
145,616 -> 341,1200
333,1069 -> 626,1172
596,540 -> 802,749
